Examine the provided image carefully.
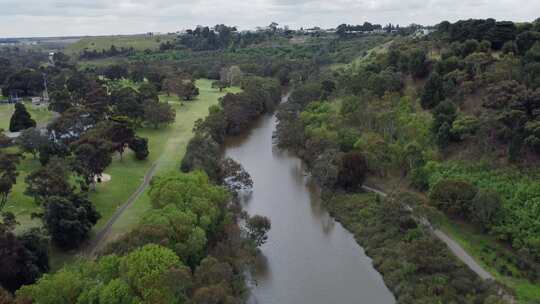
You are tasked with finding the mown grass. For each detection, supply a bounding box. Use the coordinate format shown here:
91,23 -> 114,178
94,79 -> 240,246
0,102 -> 53,131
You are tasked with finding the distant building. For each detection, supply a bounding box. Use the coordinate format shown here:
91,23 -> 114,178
413,28 -> 434,37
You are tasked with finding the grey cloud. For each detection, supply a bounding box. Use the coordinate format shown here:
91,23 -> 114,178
0,0 -> 539,37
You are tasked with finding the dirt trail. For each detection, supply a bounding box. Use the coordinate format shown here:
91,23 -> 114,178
85,163 -> 158,257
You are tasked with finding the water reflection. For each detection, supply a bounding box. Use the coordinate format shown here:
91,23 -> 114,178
225,112 -> 395,304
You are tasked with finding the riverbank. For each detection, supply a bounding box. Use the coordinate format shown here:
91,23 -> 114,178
225,104 -> 395,303
323,191 -> 505,303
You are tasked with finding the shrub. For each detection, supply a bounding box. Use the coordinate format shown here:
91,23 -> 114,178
430,179 -> 477,218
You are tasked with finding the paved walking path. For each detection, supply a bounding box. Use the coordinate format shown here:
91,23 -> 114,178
85,163 -> 158,257
361,185 -> 494,280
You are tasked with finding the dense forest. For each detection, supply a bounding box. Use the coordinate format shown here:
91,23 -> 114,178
1,17 -> 540,303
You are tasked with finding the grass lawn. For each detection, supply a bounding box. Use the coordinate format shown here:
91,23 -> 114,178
439,219 -> 540,303
89,79 -> 240,249
0,103 -> 54,230
0,102 -> 53,131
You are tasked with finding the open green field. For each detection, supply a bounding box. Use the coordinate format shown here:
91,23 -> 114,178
0,102 -> 53,131
65,34 -> 176,55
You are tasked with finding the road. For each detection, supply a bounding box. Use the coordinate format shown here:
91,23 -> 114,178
85,163 -> 158,257
361,185 -> 494,280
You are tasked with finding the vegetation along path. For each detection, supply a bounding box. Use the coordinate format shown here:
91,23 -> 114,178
85,163 -> 157,256
361,185 -> 494,280
83,79 -> 240,256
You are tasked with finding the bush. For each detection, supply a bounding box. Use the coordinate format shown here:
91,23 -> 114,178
128,136 -> 149,160
430,179 -> 477,218
470,189 -> 503,231
336,151 -> 368,190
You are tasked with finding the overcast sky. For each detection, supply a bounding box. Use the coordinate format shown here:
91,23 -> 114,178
1,0 -> 539,37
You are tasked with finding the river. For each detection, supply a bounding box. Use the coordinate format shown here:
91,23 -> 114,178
224,97 -> 395,304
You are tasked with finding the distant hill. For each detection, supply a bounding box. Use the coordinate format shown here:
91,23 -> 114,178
65,34 -> 176,55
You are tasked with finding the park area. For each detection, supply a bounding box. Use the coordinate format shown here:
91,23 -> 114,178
0,80 -> 239,269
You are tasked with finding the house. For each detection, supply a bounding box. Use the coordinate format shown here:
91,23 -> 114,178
48,52 -> 55,65
413,28 -> 435,38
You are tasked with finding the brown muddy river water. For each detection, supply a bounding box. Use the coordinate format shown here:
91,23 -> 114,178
224,100 -> 395,304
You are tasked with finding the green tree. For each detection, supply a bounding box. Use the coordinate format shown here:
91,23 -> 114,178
42,194 -> 100,249
450,115 -> 479,140
245,215 -> 271,247
470,189 -> 503,231
16,267 -> 90,304
128,136 -> 149,160
138,82 -> 159,103
336,151 -> 368,190
181,134 -> 222,180
420,72 -> 444,109
110,87 -> 144,122
48,88 -> 72,113
140,205 -> 207,266
144,102 -> 176,128
435,122 -> 451,149
0,216 -> 49,293
148,171 -> 229,233
16,127 -> 47,159
98,279 -> 135,304
432,100 -> 457,148
120,244 -> 191,303
72,136 -> 113,190
9,103 -> 36,132
193,105 -> 227,143
408,48 -> 428,78
103,64 -> 128,80
0,152 -> 21,210
430,179 -> 478,218
25,157 -> 73,203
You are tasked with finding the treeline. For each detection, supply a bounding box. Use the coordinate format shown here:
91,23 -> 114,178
336,22 -> 383,34
79,45 -> 136,60
0,56 -> 202,297
273,21 -> 529,302
182,76 -> 281,180
436,19 -> 518,49
2,62 -> 277,303
160,24 -> 287,52
16,168 -> 268,303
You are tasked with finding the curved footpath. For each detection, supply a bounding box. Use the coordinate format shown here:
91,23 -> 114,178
361,185 -> 493,280
85,163 -> 158,257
